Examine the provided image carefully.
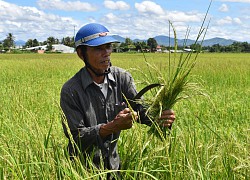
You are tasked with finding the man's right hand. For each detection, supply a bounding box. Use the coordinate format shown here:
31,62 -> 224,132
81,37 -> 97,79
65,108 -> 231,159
113,108 -> 138,130
99,108 -> 138,138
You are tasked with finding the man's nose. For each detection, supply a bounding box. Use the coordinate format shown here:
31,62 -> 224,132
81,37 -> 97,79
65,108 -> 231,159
103,47 -> 112,54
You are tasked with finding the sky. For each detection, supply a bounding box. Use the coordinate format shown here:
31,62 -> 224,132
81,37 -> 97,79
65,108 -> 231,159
0,0 -> 250,43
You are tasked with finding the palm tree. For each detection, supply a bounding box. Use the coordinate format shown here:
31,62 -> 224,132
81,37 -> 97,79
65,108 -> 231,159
3,33 -> 15,51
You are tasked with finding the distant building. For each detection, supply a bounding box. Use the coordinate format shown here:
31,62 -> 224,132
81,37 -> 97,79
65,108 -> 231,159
183,48 -> 195,52
26,45 -> 47,51
26,44 -> 74,53
169,49 -> 184,53
52,44 -> 75,53
156,45 -> 162,52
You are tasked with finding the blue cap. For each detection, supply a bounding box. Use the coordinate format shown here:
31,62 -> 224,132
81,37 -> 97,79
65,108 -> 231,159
75,23 -> 119,47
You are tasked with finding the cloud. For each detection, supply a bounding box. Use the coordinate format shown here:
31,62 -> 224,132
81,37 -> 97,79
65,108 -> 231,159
0,0 -> 249,43
37,0 -> 97,11
219,4 -> 229,12
164,11 -> 203,22
104,0 -> 130,10
134,1 -> 203,23
216,16 -> 243,25
99,10 -> 205,41
135,1 -> 165,15
0,0 -> 79,40
233,17 -> 242,24
103,13 -> 121,24
217,16 -> 233,25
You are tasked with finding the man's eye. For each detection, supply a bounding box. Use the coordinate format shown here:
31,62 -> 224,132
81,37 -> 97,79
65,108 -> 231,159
106,45 -> 112,49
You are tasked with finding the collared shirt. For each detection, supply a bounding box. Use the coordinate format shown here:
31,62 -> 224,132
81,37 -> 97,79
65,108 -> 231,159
60,66 -> 150,170
94,75 -> 108,98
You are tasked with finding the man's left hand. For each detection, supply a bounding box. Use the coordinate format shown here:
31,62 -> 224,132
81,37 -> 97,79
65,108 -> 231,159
158,109 -> 175,128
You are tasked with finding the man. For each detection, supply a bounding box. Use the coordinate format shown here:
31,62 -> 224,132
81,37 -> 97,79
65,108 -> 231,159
60,23 -> 175,174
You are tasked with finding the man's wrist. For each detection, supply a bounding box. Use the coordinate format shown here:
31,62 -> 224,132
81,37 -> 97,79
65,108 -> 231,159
99,120 -> 120,138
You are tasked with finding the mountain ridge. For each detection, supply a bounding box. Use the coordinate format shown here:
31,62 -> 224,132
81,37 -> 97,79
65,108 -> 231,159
12,36 -> 239,47
113,35 -> 238,46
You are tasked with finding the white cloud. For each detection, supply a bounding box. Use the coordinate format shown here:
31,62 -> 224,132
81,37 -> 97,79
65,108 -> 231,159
99,10 -> 205,41
216,16 -> 243,25
37,0 -> 97,11
219,4 -> 229,12
104,0 -> 130,10
135,1 -> 165,15
0,0 -> 249,43
233,17 -> 242,24
164,11 -> 203,22
217,16 -> 233,25
103,13 -> 121,24
0,0 -> 79,41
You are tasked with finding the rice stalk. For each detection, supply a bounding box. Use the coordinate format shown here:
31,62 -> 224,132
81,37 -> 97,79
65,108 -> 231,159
137,2 -> 212,140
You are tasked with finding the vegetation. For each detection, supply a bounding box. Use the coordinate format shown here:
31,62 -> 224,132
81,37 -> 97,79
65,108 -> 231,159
0,53 -> 249,179
203,41 -> 250,53
1,31 -> 250,53
1,33 -> 15,52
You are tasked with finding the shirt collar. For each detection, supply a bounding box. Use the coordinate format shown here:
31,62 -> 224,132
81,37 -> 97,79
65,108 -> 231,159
81,67 -> 116,90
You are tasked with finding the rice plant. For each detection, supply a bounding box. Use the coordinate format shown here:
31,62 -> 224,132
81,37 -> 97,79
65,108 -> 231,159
135,3 -> 212,140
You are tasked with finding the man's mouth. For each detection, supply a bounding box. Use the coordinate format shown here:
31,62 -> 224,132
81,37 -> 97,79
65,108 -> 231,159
100,60 -> 110,64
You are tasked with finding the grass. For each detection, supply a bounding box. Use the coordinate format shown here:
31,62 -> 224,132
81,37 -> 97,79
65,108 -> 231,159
0,53 -> 249,179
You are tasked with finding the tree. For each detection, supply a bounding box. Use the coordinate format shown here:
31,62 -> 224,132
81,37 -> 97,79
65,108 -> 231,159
125,37 -> 133,45
210,44 -> 221,52
62,36 -> 74,47
147,38 -> 157,52
32,39 -> 39,47
190,43 -> 202,52
0,41 -> 3,51
25,39 -> 33,48
25,39 -> 40,48
134,41 -> 148,52
120,38 -> 135,52
242,42 -> 250,52
46,36 -> 56,51
231,42 -> 242,52
3,33 -> 15,51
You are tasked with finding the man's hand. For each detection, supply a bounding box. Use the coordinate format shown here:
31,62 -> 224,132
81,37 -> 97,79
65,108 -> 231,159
158,109 -> 175,128
99,108 -> 138,138
113,108 -> 138,130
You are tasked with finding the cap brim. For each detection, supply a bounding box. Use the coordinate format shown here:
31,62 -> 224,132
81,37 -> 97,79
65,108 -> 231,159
79,36 -> 120,47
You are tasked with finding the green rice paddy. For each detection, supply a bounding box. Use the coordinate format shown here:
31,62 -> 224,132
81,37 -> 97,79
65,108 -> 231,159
0,53 -> 249,179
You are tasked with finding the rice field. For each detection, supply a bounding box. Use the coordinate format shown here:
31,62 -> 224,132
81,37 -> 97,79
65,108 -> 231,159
0,52 -> 249,179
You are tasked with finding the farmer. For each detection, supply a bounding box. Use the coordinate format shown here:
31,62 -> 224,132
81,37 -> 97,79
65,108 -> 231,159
60,23 -> 175,177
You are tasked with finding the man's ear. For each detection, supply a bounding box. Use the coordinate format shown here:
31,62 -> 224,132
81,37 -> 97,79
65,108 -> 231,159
76,47 -> 84,60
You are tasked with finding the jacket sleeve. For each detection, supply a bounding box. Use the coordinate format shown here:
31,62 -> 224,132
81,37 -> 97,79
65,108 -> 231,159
60,87 -> 104,154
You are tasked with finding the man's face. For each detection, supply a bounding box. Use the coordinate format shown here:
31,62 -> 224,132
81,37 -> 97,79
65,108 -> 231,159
85,43 -> 112,73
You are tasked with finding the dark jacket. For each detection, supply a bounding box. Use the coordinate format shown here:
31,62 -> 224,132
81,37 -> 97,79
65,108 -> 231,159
60,66 -> 150,169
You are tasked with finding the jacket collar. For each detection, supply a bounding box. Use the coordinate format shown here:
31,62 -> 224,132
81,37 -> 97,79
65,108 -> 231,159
81,67 -> 116,90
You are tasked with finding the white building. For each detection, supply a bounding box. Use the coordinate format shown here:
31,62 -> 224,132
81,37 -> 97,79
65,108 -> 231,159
26,45 -> 47,51
26,44 -> 75,53
52,44 -> 75,53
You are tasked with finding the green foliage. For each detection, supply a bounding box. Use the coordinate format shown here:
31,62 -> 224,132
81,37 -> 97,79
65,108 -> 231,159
2,33 -> 15,51
134,17 -> 210,140
0,53 -> 249,179
25,39 -> 40,48
147,38 -> 158,52
204,41 -> 250,53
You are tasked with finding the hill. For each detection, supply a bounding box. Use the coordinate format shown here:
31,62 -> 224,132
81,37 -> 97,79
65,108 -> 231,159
112,35 -> 238,46
9,36 -> 238,47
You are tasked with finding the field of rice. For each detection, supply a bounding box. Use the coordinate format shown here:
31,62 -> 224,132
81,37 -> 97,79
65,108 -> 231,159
0,52 -> 249,179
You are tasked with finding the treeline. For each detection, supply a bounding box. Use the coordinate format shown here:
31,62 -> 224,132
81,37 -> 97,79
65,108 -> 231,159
0,33 -> 75,52
202,42 -> 250,53
1,33 -> 250,53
